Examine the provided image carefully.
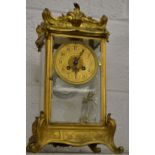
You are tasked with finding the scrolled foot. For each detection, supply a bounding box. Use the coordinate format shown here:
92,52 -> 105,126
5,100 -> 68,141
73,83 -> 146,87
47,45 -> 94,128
88,144 -> 101,153
107,143 -> 124,154
26,142 -> 42,153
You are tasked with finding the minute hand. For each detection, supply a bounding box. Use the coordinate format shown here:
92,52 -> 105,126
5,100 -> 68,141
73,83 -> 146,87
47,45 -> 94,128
77,49 -> 84,61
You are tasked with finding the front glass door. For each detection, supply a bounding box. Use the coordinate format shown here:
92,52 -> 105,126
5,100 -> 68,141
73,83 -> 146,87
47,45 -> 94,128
51,37 -> 101,124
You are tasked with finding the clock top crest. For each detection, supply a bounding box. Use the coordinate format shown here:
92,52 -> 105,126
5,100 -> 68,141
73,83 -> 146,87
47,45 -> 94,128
36,3 -> 109,51
27,3 -> 124,154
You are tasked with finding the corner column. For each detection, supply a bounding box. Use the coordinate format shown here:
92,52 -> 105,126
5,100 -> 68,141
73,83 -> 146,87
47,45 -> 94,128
100,39 -> 107,126
44,34 -> 53,123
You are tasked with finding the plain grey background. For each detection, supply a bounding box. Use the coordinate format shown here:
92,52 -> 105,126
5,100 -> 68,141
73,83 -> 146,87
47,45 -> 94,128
26,0 -> 129,154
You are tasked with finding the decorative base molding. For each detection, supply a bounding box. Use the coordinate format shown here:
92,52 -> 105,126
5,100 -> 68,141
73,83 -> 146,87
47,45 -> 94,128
27,112 -> 124,154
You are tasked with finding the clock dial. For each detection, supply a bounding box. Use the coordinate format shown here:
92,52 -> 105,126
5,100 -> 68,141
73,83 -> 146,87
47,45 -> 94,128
54,43 -> 98,85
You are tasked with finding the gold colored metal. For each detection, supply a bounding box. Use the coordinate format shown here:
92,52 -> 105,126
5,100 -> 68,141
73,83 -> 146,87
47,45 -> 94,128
54,43 -> 98,85
44,34 -> 53,123
35,3 -> 109,51
88,144 -> 102,153
27,3 -> 124,154
100,39 -> 107,126
27,112 -> 124,153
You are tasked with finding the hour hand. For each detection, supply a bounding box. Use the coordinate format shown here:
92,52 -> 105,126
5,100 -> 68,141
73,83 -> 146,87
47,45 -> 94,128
74,67 -> 78,79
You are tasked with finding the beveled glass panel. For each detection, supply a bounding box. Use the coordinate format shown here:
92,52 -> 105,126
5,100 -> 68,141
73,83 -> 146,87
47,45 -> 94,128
39,44 -> 45,111
51,37 -> 101,124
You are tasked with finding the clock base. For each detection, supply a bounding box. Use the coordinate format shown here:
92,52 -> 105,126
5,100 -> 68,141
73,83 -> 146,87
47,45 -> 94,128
27,112 -> 124,154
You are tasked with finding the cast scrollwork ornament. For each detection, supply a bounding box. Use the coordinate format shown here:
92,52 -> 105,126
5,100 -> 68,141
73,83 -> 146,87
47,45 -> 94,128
35,3 -> 110,51
26,111 -> 47,152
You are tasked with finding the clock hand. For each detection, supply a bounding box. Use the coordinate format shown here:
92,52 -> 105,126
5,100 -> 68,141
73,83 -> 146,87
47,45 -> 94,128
73,66 -> 78,79
72,49 -> 84,67
77,49 -> 84,61
71,50 -> 85,77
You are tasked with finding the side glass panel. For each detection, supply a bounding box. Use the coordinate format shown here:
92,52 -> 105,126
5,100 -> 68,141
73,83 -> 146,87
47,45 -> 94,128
39,45 -> 45,112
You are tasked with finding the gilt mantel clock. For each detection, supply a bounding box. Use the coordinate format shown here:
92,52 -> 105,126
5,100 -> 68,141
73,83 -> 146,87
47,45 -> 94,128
27,3 -> 124,154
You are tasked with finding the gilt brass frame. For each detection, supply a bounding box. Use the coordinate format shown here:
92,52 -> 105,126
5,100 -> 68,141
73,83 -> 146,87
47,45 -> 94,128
27,3 -> 124,153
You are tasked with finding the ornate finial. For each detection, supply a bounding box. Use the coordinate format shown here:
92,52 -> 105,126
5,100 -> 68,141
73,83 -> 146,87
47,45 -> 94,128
74,3 -> 80,10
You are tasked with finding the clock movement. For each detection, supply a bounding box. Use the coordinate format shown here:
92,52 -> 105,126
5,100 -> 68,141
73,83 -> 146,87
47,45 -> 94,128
27,3 -> 124,153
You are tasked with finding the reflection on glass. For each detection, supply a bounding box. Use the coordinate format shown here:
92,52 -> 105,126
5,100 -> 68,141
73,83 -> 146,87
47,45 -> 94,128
51,67 -> 100,124
79,92 -> 97,123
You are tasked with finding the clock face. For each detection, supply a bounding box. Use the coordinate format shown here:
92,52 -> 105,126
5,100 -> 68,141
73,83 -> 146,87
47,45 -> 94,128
54,43 -> 98,85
